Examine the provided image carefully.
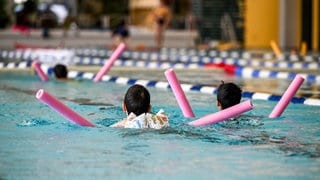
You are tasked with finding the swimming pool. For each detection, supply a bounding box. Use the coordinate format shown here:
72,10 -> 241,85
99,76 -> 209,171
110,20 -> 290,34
0,69 -> 319,179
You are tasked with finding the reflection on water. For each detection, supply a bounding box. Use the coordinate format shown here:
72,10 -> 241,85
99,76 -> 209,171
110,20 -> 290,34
0,85 -> 35,95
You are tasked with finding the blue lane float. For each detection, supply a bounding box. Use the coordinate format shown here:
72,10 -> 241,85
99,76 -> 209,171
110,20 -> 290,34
0,49 -> 209,69
1,49 -> 320,72
1,59 -> 319,84
71,47 -> 320,62
159,47 -> 320,62
235,66 -> 320,84
1,61 -> 319,106
1,55 -> 319,84
5,45 -> 320,62
72,49 -> 320,68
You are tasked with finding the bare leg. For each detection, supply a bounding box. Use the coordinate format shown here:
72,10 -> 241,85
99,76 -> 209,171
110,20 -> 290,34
155,25 -> 164,49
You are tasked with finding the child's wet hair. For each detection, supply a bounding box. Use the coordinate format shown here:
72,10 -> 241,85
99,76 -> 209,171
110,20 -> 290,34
124,84 -> 150,116
217,81 -> 242,109
53,64 -> 68,79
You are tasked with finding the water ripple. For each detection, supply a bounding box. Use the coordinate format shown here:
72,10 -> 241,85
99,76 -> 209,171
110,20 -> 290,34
16,118 -> 53,127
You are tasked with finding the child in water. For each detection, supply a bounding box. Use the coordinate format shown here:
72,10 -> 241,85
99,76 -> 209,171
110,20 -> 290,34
216,81 -> 242,110
53,64 -> 68,80
111,84 -> 169,129
216,81 -> 262,127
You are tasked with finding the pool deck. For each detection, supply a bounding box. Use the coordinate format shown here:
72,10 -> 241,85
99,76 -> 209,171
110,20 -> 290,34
0,27 -> 197,50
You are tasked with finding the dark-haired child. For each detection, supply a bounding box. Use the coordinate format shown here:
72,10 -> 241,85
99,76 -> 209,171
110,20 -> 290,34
216,81 -> 263,127
216,81 -> 242,110
53,64 -> 68,80
111,84 -> 169,129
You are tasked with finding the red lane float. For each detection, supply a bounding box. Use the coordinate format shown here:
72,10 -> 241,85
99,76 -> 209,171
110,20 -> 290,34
204,62 -> 236,74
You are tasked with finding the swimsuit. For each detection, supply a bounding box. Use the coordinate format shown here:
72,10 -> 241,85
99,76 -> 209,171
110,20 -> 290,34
124,109 -> 169,129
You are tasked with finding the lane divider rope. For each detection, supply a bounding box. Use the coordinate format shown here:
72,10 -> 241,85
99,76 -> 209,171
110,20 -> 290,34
1,61 -> 319,106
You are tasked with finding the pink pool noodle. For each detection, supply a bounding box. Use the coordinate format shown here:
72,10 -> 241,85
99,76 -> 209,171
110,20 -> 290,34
188,100 -> 253,126
36,89 -> 94,127
164,68 -> 195,117
93,43 -> 126,82
32,61 -> 48,81
269,75 -> 305,118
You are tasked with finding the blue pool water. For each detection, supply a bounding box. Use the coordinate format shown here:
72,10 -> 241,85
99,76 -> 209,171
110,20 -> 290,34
0,71 -> 319,179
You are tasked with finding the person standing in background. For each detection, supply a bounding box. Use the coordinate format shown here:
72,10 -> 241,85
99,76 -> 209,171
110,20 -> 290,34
40,6 -> 57,38
112,19 -> 130,48
152,0 -> 172,49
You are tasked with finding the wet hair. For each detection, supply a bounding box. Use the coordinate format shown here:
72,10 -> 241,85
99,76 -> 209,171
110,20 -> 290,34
124,84 -> 150,116
53,64 -> 68,79
217,81 -> 242,110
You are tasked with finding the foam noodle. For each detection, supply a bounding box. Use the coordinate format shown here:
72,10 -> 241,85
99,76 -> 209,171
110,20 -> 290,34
270,40 -> 282,56
93,43 -> 126,82
32,61 -> 48,81
36,89 -> 94,127
269,75 -> 304,118
188,100 -> 253,126
300,41 -> 307,56
164,68 -> 195,117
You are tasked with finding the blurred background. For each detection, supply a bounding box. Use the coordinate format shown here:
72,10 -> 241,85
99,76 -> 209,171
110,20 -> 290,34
0,0 -> 319,51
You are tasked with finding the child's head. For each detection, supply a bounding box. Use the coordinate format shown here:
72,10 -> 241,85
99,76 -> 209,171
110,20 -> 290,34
53,64 -> 68,79
123,84 -> 151,116
216,81 -> 242,110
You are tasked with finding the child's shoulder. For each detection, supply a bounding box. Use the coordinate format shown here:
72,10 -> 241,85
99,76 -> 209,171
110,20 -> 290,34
125,109 -> 169,129
147,109 -> 169,129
